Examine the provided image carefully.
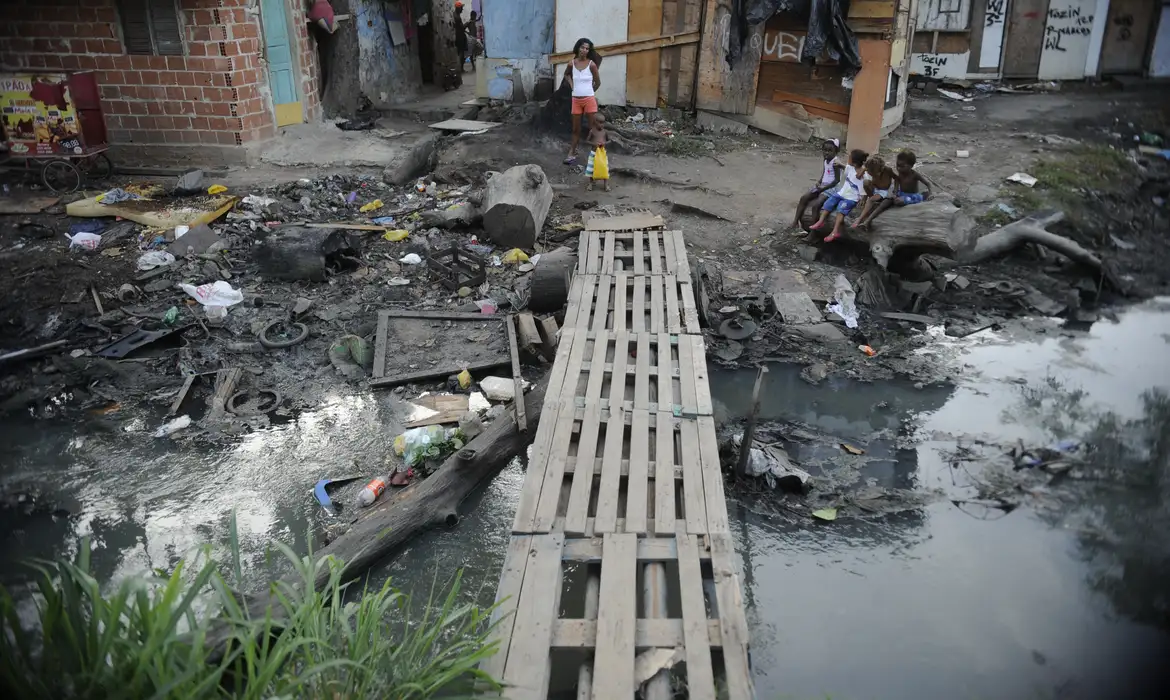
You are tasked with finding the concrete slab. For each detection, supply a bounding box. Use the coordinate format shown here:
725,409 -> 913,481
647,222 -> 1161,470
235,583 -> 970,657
428,119 -> 500,132
697,110 -> 749,135
772,292 -> 823,325
256,121 -> 437,185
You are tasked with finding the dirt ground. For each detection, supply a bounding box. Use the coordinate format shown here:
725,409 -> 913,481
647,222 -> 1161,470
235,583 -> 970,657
1,83 -> 1167,424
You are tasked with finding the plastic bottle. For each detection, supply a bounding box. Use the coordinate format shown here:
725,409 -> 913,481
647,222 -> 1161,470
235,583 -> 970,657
356,475 -> 389,507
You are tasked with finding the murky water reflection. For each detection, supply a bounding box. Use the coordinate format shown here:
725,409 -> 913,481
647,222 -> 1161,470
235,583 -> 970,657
3,300 -> 1169,698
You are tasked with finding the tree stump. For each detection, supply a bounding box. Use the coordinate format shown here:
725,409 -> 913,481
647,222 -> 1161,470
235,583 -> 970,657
481,164 -> 554,249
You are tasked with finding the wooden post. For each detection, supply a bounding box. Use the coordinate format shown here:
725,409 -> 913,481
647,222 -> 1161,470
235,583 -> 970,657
506,315 -> 527,432
736,365 -> 768,476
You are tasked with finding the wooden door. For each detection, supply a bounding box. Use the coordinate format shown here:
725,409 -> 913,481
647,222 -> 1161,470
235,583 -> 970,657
1002,0 -> 1051,77
1099,0 -> 1157,74
261,0 -> 302,127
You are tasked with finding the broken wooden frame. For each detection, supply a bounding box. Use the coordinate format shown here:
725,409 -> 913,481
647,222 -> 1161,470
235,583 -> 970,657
370,310 -> 510,388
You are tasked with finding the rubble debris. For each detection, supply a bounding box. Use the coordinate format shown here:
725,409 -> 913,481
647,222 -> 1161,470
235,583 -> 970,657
174,169 -> 204,196
772,292 -> 822,325
254,226 -> 360,282
428,247 -> 487,291
370,311 -> 510,388
329,335 -> 374,380
94,326 -> 189,359
481,164 -> 553,249
1006,172 -> 1037,187
227,389 -> 281,415
428,118 -> 501,132
166,223 -> 222,256
258,320 -> 309,349
719,317 -> 757,340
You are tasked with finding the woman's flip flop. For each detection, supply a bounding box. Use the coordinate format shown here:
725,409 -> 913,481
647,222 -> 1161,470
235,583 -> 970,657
564,156 -> 577,165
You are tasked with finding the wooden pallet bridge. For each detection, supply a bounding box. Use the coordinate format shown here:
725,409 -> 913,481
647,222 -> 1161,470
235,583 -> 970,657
484,228 -> 754,699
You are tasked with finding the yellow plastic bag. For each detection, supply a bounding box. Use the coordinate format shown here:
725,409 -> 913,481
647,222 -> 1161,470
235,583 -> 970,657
382,229 -> 409,242
591,146 -> 609,180
206,184 -> 227,195
502,248 -> 530,264
457,369 -> 472,389
359,199 -> 384,213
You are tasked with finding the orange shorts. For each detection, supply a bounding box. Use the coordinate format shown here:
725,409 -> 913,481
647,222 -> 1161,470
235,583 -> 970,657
571,96 -> 598,115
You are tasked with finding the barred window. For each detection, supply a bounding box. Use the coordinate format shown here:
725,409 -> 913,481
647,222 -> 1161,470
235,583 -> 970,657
118,0 -> 185,56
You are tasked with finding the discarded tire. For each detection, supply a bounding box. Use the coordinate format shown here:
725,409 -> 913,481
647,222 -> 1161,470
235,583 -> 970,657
258,320 -> 309,349
227,389 -> 281,415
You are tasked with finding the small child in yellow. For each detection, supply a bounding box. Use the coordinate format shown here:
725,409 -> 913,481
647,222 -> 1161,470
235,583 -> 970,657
585,113 -> 610,191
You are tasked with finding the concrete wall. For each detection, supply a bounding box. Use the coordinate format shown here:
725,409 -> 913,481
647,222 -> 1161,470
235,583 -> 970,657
0,0 -> 322,166
555,0 -> 628,105
483,0 -> 555,58
353,0 -> 422,107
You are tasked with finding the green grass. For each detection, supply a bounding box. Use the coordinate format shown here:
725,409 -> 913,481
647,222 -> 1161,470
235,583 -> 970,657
1031,145 -> 1133,193
0,518 -> 500,699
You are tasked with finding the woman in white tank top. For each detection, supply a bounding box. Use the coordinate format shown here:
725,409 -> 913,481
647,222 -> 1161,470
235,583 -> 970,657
560,37 -> 601,164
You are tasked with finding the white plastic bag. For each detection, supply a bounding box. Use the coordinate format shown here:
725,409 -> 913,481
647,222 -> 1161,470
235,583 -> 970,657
394,425 -> 462,467
66,232 -> 102,250
399,253 -> 423,265
179,280 -> 244,307
153,415 -> 192,438
137,251 -> 176,270
826,274 -> 858,329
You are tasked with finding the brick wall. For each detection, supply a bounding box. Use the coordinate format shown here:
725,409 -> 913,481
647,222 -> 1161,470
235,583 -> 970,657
0,0 -> 322,166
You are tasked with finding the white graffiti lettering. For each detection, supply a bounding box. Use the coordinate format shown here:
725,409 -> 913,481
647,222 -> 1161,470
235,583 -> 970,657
762,31 -> 805,62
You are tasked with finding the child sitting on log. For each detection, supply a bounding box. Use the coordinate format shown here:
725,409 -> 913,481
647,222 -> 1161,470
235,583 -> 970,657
852,155 -> 896,231
791,138 -> 842,229
853,150 -> 933,230
809,148 -> 868,242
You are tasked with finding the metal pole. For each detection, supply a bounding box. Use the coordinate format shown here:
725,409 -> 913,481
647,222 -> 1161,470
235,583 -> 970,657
736,365 -> 768,476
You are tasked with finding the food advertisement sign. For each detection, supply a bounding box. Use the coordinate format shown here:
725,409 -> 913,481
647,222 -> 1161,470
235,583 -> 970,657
1,74 -> 83,156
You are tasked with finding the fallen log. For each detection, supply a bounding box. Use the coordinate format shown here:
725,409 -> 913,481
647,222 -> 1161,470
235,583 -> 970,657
528,246 -> 577,312
481,164 -> 553,250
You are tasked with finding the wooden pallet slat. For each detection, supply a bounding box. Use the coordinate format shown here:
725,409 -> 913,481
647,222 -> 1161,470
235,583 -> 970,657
602,232 -> 616,274
649,274 -> 664,332
634,333 -> 652,411
691,335 -> 713,416
593,404 -> 626,534
631,276 -> 647,332
711,534 -> 755,700
666,273 -> 682,333
613,272 -> 628,333
632,230 -> 645,274
648,231 -> 662,274
626,409 -> 651,534
698,416 -> 730,533
655,411 -> 676,535
677,534 -> 718,700
481,534 -> 533,680
679,419 -> 708,535
591,533 -> 637,700
501,534 -> 565,700
655,332 -> 672,407
565,406 -> 602,535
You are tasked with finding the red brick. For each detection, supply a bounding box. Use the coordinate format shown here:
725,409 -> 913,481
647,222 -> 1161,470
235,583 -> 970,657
166,56 -> 185,71
163,130 -> 184,144
140,70 -> 160,85
190,27 -> 211,42
165,86 -> 184,100
191,116 -> 210,130
179,129 -> 200,144
215,131 -> 236,146
127,101 -> 147,116
150,56 -> 169,70
182,87 -> 202,100
77,55 -> 97,70
159,72 -> 178,86
106,99 -> 129,115
61,55 -> 80,70
101,39 -> 121,54
188,42 -> 207,57
145,102 -> 163,116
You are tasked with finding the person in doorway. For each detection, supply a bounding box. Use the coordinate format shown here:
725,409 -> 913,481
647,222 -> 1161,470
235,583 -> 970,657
809,148 -> 868,242
454,2 -> 468,72
560,37 -> 601,165
466,10 -> 483,69
791,138 -> 842,230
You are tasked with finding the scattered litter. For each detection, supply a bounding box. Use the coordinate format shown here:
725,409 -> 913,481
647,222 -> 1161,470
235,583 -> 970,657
153,415 -> 192,438
457,369 -> 472,390
387,277 -> 411,286
394,425 -> 465,467
1110,234 -> 1137,250
994,202 -> 1018,217
179,280 -> 244,307
96,187 -> 141,204
719,305 -> 738,314
173,224 -> 190,239
314,477 -> 360,513
399,253 -> 423,264
346,191 -> 358,203
356,475 -> 388,507
382,229 -> 409,242
502,248 -> 530,264
956,150 -> 970,158
1006,172 -> 1037,187
207,184 -> 228,195
938,89 -> 972,102
825,275 -> 858,329
811,507 -> 838,521
66,231 -> 102,250
359,199 -> 384,212
372,216 -> 397,225
137,250 -> 176,271
468,391 -> 490,412
474,298 -> 498,314
961,105 -> 976,111
404,393 -> 470,428
841,443 -> 865,455
242,194 -> 275,208
858,345 -> 876,356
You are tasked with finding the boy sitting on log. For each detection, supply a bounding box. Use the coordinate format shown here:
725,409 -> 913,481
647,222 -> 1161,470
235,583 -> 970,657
853,150 -> 933,230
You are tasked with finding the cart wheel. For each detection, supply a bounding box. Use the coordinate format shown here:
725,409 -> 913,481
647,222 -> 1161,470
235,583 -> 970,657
41,159 -> 82,194
79,153 -> 113,181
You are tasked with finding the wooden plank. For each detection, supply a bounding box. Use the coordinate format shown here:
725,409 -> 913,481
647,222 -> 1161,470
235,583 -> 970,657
565,456 -> 682,480
507,316 -> 527,432
633,333 -> 651,411
601,232 -> 616,274
679,419 -> 708,534
403,393 -> 470,428
627,0 -> 666,108
565,405 -> 603,535
665,274 -> 681,333
697,416 -> 729,533
613,272 -> 628,334
372,311 -> 390,378
670,229 -> 689,270
593,275 -> 611,332
677,329 -> 698,410
677,534 -> 717,700
586,234 -> 601,274
849,0 -> 896,18
655,332 -> 672,407
591,533 -> 637,700
631,276 -> 646,333
845,37 -> 891,156
679,279 -> 700,332
168,374 -> 197,416
690,335 -> 713,416
647,230 -> 662,273
552,618 -> 724,648
481,535 -> 532,680
663,231 -> 678,273
533,406 -> 580,532
649,275 -> 664,332
711,534 -> 755,700
578,231 -> 593,274
583,212 -> 665,231
696,0 -> 764,114
626,408 -> 651,534
575,276 -> 596,330
594,404 -> 626,533
429,118 -> 501,131
550,31 -> 700,64
655,411 -> 676,534
563,536 -> 687,562
502,534 -> 565,700
632,230 -> 645,274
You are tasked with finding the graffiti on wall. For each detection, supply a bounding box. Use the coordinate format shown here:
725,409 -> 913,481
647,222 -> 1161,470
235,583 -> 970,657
1044,4 -> 1094,52
979,0 -> 1008,69
761,31 -> 805,63
909,51 -> 971,79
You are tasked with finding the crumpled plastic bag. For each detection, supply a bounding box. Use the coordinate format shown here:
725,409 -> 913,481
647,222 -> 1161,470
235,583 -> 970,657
137,250 -> 176,270
179,280 -> 244,307
399,253 -> 423,264
96,187 -> 141,204
502,248 -> 529,264
359,199 -> 384,212
826,274 -> 858,329
66,231 -> 102,250
207,184 -> 227,195
393,425 -> 464,467
382,229 -> 409,242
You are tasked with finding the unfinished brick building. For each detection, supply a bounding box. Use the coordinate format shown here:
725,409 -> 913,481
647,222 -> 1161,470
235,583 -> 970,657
0,0 -> 323,166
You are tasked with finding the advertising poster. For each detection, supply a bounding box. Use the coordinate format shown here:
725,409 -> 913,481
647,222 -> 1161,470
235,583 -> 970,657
1,74 -> 83,156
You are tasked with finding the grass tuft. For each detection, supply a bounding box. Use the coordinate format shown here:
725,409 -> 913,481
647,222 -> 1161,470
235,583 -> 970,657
0,517 -> 501,699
